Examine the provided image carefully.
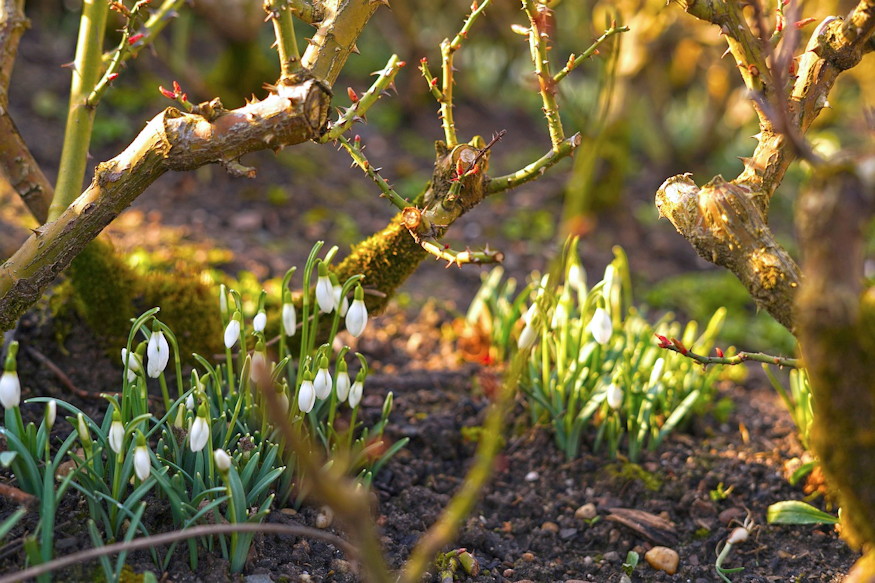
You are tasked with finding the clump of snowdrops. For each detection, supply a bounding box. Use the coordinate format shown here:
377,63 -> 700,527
0,241 -> 404,579
466,238 -> 725,461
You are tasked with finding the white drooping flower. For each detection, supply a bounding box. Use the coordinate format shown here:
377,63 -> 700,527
253,310 -> 267,333
276,385 -> 290,415
345,286 -> 368,337
332,276 -> 349,317
566,261 -> 586,292
133,433 -> 151,481
589,307 -> 613,345
224,313 -> 242,349
313,361 -> 332,400
282,302 -> 297,337
298,375 -> 316,413
335,368 -> 351,402
214,448 -> 232,473
108,412 -> 125,454
250,346 -> 268,383
517,322 -> 538,350
348,376 -> 364,409
0,371 -> 20,410
185,394 -> 195,410
120,348 -> 143,382
606,383 -> 623,410
147,330 -> 170,378
315,263 -> 335,313
189,406 -> 210,453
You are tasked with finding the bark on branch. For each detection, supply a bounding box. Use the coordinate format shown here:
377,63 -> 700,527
656,0 -> 875,332
0,78 -> 330,330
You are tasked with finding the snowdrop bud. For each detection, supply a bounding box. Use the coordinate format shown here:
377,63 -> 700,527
147,329 -> 170,378
345,286 -> 368,337
253,310 -> 267,333
523,303 -> 538,325
348,373 -> 364,408
567,261 -> 586,291
315,262 -> 335,313
109,411 -> 125,454
727,526 -> 749,545
45,400 -> 56,430
0,371 -> 20,410
335,366 -> 351,403
214,448 -> 231,473
133,432 -> 151,481
589,307 -> 612,345
313,357 -> 332,400
606,383 -> 623,410
276,383 -> 290,415
282,301 -> 297,337
250,342 -> 268,383
298,373 -> 316,413
186,393 -> 195,410
189,405 -> 210,452
649,357 -> 665,386
332,275 -> 349,317
77,413 -> 92,448
173,405 -> 185,429
121,348 -> 142,382
219,284 -> 228,315
224,313 -> 242,348
517,323 -> 538,350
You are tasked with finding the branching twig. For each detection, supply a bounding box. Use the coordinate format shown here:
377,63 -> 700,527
265,0 -> 301,79
487,133 -> 582,194
321,54 -> 406,142
552,23 -> 629,84
338,134 -> 409,210
654,334 -> 801,369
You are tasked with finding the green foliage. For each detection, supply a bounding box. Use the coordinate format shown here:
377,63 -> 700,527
767,501 -> 838,525
0,243 -> 404,578
467,238 -> 725,461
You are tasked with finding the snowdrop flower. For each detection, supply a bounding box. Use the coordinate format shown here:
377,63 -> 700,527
589,307 -> 612,345
147,329 -> 170,378
253,310 -> 267,333
348,373 -> 364,408
0,371 -> 20,410
332,275 -> 349,317
224,312 -> 242,349
298,372 -> 316,413
335,364 -> 351,403
567,261 -> 586,292
189,405 -> 210,452
345,286 -> 368,337
313,357 -> 332,400
185,393 -> 195,410
517,322 -> 538,350
120,348 -> 143,382
315,262 -> 335,313
133,432 -> 151,481
77,413 -> 93,449
282,301 -> 297,337
108,411 -> 125,454
214,448 -> 232,473
45,400 -> 56,430
649,357 -> 665,386
606,383 -> 623,410
219,285 -> 229,315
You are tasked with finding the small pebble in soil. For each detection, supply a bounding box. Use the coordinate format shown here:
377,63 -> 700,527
503,569 -> 514,578
574,503 -> 597,521
521,552 -> 536,562
316,505 -> 334,528
524,471 -> 539,482
541,521 -> 559,533
603,551 -> 620,562
645,546 -> 680,575
559,527 -> 578,540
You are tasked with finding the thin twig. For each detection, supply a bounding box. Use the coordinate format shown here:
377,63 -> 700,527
0,522 -> 356,583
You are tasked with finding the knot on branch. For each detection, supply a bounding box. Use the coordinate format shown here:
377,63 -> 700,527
656,174 -> 800,331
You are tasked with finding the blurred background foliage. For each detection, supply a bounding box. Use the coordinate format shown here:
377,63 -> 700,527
5,0 -> 874,357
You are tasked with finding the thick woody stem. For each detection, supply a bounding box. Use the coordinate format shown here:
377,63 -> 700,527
265,0 -> 302,79
0,80 -> 330,330
0,0 -> 53,223
300,0 -> 382,88
521,0 -> 564,149
795,157 -> 875,578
